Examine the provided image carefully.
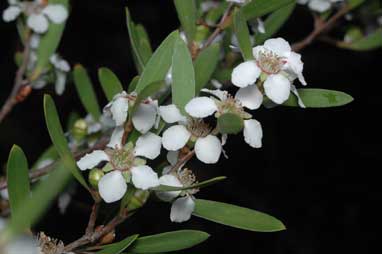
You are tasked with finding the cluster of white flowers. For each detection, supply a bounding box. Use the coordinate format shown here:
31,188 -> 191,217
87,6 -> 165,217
297,0 -> 344,13
2,0 -> 68,33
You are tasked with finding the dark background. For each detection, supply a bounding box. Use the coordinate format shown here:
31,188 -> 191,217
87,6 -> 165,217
1,1 -> 381,253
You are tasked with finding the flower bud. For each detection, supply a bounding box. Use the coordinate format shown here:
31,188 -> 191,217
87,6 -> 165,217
72,119 -> 88,141
88,168 -> 104,188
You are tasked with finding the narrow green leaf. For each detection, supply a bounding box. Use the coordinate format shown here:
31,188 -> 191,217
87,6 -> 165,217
174,0 -> 197,42
129,230 -> 210,253
73,64 -> 101,119
283,88 -> 354,108
97,234 -> 139,254
33,0 -> 69,78
255,2 -> 296,44
32,146 -> 58,170
98,67 -> 124,101
135,31 -> 178,93
242,0 -> 295,21
172,36 -> 195,114
194,43 -> 220,94
233,8 -> 253,60
154,176 -> 226,192
0,162 -> 71,243
339,28 -> 382,51
135,24 -> 153,63
43,94 -> 89,190
6,145 -> 30,216
217,113 -> 244,134
348,0 -> 366,9
193,199 -> 286,232
128,76 -> 140,93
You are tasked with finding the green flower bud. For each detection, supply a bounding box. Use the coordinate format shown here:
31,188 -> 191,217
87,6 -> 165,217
72,119 -> 88,141
88,168 -> 104,188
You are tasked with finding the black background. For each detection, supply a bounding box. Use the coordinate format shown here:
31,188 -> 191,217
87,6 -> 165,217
1,1 -> 381,253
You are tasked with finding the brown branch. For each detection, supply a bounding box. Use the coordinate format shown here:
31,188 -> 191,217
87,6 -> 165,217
85,203 -> 100,235
170,149 -> 195,173
292,4 -> 350,52
0,32 -> 32,124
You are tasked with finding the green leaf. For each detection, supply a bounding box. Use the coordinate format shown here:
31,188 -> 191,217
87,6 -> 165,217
194,43 -> 220,94
242,0 -> 295,21
32,146 -> 58,170
130,81 -> 166,115
233,8 -> 253,60
348,0 -> 366,9
73,64 -> 101,119
129,230 -> 210,253
339,28 -> 382,51
154,176 -> 226,192
217,113 -> 244,134
135,24 -> 153,63
43,94 -> 89,191
32,0 -> 69,79
171,36 -> 195,114
128,76 -> 140,93
0,162 -> 71,243
174,0 -> 197,42
135,31 -> 178,93
98,67 -> 124,101
193,199 -> 286,232
6,145 -> 31,217
97,234 -> 139,254
283,88 -> 354,108
255,2 -> 296,44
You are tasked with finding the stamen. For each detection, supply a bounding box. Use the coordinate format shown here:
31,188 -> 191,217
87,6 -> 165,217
256,50 -> 286,75
187,118 -> 212,138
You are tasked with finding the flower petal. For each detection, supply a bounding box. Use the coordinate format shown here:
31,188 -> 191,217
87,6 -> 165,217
132,102 -> 158,134
131,165 -> 159,190
167,151 -> 179,165
110,96 -> 129,126
77,150 -> 109,171
170,196 -> 195,223
98,171 -> 127,203
195,135 -> 222,164
290,84 -> 306,108
157,174 -> 183,202
308,0 -> 331,12
231,61 -> 261,88
263,74 -> 291,104
243,119 -> 263,148
185,97 -> 218,118
2,6 -> 21,22
285,52 -> 307,85
162,125 -> 191,151
201,88 -> 228,101
263,37 -> 291,56
54,70 -> 66,95
134,132 -> 162,160
42,4 -> 68,23
235,85 -> 263,110
159,104 -> 187,123
107,126 -> 124,149
27,14 -> 49,33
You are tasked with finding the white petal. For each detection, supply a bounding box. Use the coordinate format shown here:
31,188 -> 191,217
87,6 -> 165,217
162,165 -> 172,175
27,14 -> 49,33
98,171 -> 127,203
263,38 -> 291,56
231,61 -> 261,88
131,165 -> 159,190
3,235 -> 40,254
243,119 -> 263,148
107,126 -> 124,148
42,4 -> 68,23
132,102 -> 157,134
54,70 -> 66,95
110,96 -> 129,126
162,125 -> 191,151
195,135 -> 222,164
50,54 -> 70,72
1,189 -> 9,200
263,74 -> 291,104
235,85 -> 263,110
157,174 -> 183,202
201,88 -> 228,101
285,52 -> 306,85
185,97 -> 218,118
2,6 -> 21,22
76,150 -> 109,171
159,104 -> 186,123
134,132 -> 162,160
167,151 -> 179,165
29,34 -> 40,49
290,84 -> 306,108
308,0 -> 331,12
256,18 -> 265,33
170,196 -> 195,223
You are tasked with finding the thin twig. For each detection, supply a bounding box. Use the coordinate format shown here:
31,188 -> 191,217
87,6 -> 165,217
170,149 -> 195,173
292,4 -> 350,52
85,203 -> 100,235
0,32 -> 32,124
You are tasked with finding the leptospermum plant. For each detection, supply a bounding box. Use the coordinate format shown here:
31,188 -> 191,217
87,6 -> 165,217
0,0 -> 380,253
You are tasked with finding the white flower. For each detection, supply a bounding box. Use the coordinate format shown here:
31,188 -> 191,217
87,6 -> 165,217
297,0 -> 344,13
76,128 -> 161,203
103,91 -> 159,134
185,89 -> 263,148
231,38 -> 306,106
156,168 -> 198,223
160,104 -> 222,164
226,0 -> 249,4
2,5 -> 21,22
50,54 -> 70,95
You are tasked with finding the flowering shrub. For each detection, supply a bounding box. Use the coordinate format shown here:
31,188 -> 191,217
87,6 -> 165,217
0,0 -> 380,253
